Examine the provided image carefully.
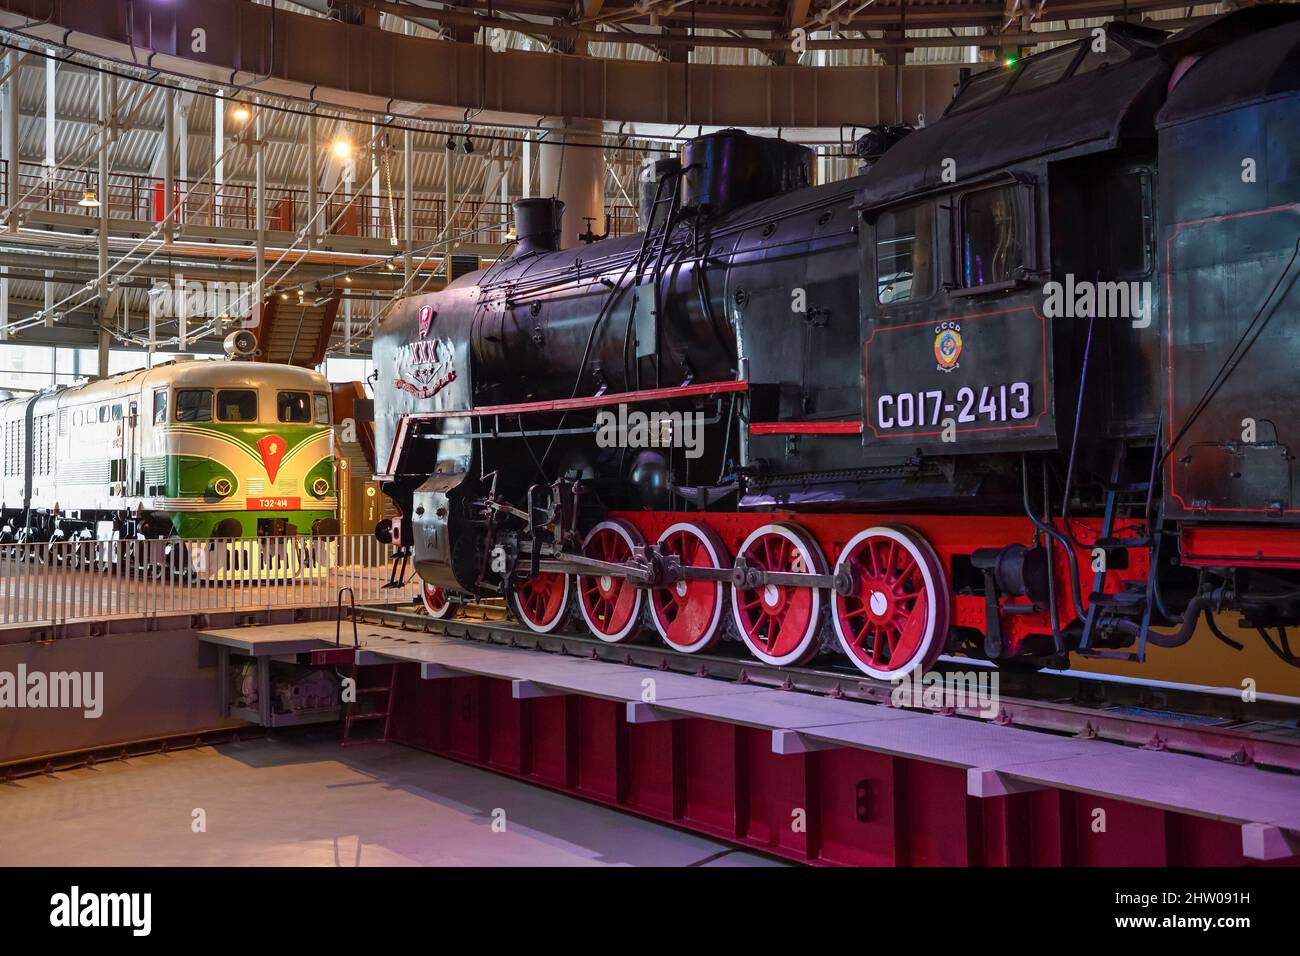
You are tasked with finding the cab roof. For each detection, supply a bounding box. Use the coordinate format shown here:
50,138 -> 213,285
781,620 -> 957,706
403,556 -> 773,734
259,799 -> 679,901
858,21 -> 1169,212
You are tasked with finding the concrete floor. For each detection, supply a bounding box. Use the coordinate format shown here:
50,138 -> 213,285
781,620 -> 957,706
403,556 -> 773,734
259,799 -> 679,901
0,732 -> 784,866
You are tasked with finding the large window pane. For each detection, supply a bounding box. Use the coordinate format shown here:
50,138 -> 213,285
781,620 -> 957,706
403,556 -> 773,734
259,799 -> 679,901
278,391 -> 312,423
1006,43 -> 1080,96
876,203 -> 934,304
175,389 -> 212,423
950,68 -> 1013,113
216,389 -> 258,422
961,187 -> 1027,288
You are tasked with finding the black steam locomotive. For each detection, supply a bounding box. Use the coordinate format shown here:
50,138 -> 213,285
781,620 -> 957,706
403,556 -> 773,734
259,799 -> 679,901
373,7 -> 1300,680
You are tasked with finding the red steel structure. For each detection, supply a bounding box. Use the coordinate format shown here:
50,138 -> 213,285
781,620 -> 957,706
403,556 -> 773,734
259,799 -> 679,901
378,667 -> 1288,867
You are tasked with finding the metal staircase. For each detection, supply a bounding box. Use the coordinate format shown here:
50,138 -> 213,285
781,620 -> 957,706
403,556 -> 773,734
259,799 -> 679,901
252,292 -> 342,367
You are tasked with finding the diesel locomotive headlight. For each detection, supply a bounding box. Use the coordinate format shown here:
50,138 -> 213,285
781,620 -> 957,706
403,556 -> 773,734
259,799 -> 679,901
211,478 -> 233,498
311,477 -> 331,497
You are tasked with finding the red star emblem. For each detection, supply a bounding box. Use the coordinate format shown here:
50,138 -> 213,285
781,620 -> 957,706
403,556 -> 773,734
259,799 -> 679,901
257,434 -> 286,483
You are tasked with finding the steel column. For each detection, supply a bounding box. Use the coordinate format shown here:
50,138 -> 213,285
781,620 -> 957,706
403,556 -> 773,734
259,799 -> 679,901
443,137 -> 454,279
214,89 -> 224,226
2,52 -> 16,227
403,127 -> 412,280
163,84 -> 175,243
43,46 -> 54,168
97,72 -> 108,296
254,98 -> 265,331
177,90 -> 189,222
307,108 -> 317,244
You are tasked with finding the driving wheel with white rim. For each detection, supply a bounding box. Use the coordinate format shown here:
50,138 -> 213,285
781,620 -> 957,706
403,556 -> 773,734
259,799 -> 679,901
729,522 -> 828,667
421,581 -> 454,620
831,525 -> 949,680
577,519 -> 646,643
650,521 -> 730,654
511,568 -> 571,633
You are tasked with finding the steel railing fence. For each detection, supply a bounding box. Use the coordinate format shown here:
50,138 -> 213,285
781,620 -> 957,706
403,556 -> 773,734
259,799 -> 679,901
0,534 -> 419,627
0,160 -> 641,243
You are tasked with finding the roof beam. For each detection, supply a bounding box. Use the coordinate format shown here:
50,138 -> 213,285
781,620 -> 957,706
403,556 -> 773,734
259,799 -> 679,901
777,0 -> 813,66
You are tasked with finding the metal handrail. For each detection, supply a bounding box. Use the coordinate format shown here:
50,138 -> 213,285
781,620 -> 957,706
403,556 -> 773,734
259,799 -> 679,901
336,585 -> 358,648
0,159 -> 639,242
0,532 -> 418,628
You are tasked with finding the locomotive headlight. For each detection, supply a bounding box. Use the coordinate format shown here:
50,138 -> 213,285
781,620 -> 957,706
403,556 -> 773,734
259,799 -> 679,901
311,477 -> 331,498
211,478 -> 233,498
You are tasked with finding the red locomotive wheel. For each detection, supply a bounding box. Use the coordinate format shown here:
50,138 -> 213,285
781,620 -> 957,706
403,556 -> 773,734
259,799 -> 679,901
577,519 -> 645,643
831,526 -> 949,680
729,522 -> 828,667
651,522 -> 730,654
511,571 -> 571,634
421,581 -> 454,620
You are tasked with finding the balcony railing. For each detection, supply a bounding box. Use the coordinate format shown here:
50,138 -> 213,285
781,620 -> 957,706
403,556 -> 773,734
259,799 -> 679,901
0,160 -> 640,245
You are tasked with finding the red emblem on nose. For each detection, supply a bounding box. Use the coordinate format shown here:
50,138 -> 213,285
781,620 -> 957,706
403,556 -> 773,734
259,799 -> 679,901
257,434 -> 286,483
418,305 -> 434,337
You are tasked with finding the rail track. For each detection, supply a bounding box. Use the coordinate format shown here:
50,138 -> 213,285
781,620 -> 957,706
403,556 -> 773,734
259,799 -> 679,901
350,599 -> 1300,773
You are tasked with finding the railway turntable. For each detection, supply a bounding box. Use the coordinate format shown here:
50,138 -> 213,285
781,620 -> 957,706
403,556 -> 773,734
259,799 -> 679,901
197,613 -> 1300,867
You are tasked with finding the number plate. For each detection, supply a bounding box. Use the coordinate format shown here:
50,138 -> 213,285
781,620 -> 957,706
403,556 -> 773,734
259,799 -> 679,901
864,306 -> 1051,445
246,497 -> 301,510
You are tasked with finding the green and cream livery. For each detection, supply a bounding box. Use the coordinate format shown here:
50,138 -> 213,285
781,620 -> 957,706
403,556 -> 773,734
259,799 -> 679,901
0,352 -> 338,543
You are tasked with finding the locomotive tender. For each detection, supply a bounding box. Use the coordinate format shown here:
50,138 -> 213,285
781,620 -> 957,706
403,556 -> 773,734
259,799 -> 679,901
374,8 -> 1300,679
0,335 -> 338,548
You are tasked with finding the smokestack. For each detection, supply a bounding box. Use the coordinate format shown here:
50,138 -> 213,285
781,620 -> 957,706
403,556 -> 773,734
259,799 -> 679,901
511,198 -> 565,257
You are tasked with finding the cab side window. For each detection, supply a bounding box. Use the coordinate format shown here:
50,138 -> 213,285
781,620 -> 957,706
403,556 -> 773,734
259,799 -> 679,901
960,185 -> 1029,289
153,389 -> 168,424
875,202 -> 935,305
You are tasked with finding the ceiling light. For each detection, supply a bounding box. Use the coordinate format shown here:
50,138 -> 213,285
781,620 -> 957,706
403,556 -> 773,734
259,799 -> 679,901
332,138 -> 352,160
231,105 -> 251,123
78,189 -> 100,208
